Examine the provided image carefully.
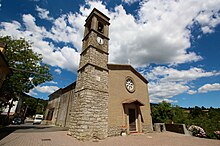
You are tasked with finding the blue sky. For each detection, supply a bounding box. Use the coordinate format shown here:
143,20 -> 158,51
0,0 -> 220,108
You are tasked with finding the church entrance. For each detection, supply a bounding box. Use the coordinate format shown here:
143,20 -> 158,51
128,108 -> 137,132
122,99 -> 145,133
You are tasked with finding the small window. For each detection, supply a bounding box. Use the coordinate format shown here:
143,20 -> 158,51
98,22 -> 104,33
88,22 -> 91,31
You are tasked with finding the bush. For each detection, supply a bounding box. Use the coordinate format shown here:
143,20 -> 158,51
214,131 -> 220,140
188,125 -> 206,138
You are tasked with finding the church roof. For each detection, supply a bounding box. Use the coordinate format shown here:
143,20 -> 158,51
48,82 -> 76,100
107,64 -> 149,84
62,81 -> 76,94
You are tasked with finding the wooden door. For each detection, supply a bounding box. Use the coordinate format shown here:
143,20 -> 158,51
129,108 -> 136,131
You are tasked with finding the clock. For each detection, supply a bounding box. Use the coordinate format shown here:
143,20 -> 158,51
97,36 -> 104,45
125,77 -> 135,93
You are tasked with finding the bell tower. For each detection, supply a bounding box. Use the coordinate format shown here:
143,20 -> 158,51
69,8 -> 110,140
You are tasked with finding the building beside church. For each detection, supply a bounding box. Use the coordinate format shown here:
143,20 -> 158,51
45,8 -> 153,141
0,42 -> 11,89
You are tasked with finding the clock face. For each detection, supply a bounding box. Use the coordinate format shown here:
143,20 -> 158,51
97,37 -> 104,45
125,77 -> 135,93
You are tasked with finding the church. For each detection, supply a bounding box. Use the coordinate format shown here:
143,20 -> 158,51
44,8 -> 153,141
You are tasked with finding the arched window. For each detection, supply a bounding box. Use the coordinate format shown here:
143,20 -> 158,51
97,22 -> 104,33
88,22 -> 91,31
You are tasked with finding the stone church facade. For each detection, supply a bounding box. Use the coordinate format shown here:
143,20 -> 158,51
44,8 -> 153,141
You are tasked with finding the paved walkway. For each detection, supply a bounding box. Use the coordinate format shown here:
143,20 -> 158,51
1,130 -> 220,146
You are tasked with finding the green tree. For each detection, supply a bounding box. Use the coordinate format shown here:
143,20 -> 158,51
0,36 -> 52,108
186,107 -> 220,139
189,106 -> 205,118
172,105 -> 187,124
151,101 -> 174,123
151,102 -> 220,139
22,94 -> 48,116
151,101 -> 187,124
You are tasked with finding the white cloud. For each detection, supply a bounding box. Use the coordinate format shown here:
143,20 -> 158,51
143,66 -> 220,102
0,0 -> 220,102
36,5 -> 54,21
149,81 -> 189,100
35,85 -> 59,94
198,83 -> 220,93
47,81 -> 58,84
150,97 -> 178,104
0,13 -> 80,72
187,90 -> 197,95
1,1 -> 220,72
54,68 -> 62,74
122,0 -> 139,5
146,66 -> 220,83
27,89 -> 38,96
201,26 -> 214,34
27,83 -> 59,96
43,0 -> 220,67
110,0 -> 220,66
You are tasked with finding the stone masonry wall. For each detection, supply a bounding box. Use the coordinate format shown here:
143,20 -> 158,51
69,88 -> 108,140
69,9 -> 110,141
79,47 -> 108,71
108,126 -> 122,137
56,93 -> 68,127
82,31 -> 109,53
69,64 -> 109,141
142,124 -> 153,133
76,65 -> 108,92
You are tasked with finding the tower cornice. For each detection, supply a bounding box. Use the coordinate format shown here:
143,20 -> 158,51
85,8 -> 110,24
80,45 -> 109,56
78,62 -> 109,73
82,28 -> 110,41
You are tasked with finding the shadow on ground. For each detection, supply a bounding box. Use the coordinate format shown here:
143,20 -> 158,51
0,124 -> 68,140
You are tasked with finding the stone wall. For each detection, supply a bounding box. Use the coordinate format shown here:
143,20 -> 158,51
108,126 -> 122,137
79,46 -> 108,71
142,124 -> 154,133
76,66 -> 108,92
82,31 -> 109,54
69,63 -> 109,140
154,123 -> 166,132
69,14 -> 109,140
69,88 -> 108,140
56,90 -> 73,127
47,97 -> 60,125
165,124 -> 190,135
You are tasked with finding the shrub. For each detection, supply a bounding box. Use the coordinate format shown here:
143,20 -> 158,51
214,131 -> 220,140
188,125 -> 206,138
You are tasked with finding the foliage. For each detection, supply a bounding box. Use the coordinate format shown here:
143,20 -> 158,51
172,105 -> 187,124
151,101 -> 186,123
185,107 -> 220,139
151,101 -> 173,123
0,36 -> 52,108
151,101 -> 220,140
22,94 -> 48,116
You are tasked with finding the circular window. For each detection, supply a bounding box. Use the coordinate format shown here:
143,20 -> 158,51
125,77 -> 135,93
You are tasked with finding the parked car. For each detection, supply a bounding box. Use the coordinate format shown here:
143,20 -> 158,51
33,114 -> 43,125
12,117 -> 22,125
